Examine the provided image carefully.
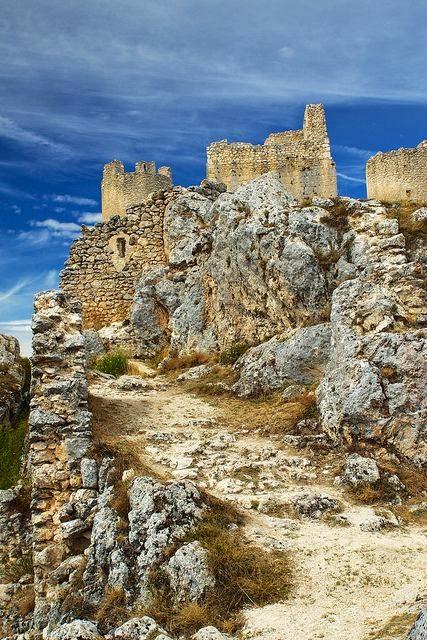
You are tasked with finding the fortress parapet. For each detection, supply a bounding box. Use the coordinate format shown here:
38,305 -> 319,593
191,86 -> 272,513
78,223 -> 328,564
366,142 -> 427,204
206,104 -> 337,200
101,159 -> 173,221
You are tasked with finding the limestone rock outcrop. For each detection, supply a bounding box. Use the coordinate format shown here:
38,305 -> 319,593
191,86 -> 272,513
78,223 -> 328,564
0,334 -> 24,426
132,173 -> 334,357
130,174 -> 426,461
232,323 -> 331,397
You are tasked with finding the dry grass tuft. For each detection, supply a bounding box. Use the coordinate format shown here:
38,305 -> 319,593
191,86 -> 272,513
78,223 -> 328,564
200,388 -> 318,435
218,343 -> 251,366
136,492 -> 291,635
366,611 -> 418,639
161,351 -> 213,372
0,552 -> 33,583
15,585 -> 35,616
95,587 -> 128,627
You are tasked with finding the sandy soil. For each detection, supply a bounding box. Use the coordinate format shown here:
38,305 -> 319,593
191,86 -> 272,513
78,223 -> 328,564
89,370 -> 427,640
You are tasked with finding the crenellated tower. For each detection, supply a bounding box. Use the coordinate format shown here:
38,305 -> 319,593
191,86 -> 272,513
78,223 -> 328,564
101,159 -> 172,221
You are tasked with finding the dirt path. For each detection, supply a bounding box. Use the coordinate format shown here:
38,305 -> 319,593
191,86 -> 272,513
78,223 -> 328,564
89,371 -> 427,640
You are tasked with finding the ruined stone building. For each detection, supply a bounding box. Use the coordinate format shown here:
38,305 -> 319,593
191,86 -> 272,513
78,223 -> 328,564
62,104 -> 342,334
101,160 -> 172,221
206,104 -> 337,199
61,182 -> 224,330
366,141 -> 427,204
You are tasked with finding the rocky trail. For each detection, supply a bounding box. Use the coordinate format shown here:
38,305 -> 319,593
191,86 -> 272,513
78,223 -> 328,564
89,368 -> 427,640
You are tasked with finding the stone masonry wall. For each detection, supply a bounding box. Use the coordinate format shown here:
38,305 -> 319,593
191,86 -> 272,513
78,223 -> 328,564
206,104 -> 337,200
366,142 -> 427,204
101,160 -> 172,221
62,190 -> 172,330
61,182 -> 225,334
30,291 -> 94,630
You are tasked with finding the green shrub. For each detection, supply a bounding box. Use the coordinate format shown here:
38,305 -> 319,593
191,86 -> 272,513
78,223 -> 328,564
0,413 -> 28,489
219,343 -> 250,366
94,350 -> 128,378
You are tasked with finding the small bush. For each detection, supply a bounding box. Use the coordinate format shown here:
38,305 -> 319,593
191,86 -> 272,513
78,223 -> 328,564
94,350 -> 129,378
219,343 -> 250,366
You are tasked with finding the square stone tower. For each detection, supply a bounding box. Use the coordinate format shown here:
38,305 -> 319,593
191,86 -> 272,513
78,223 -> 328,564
206,104 -> 337,200
366,141 -> 427,204
101,160 -> 172,221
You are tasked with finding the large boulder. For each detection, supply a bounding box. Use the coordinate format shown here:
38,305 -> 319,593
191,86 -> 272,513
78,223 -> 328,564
165,541 -> 214,603
131,174 -> 334,359
128,478 -> 204,598
341,454 -> 380,488
109,616 -> 170,640
232,323 -> 331,397
45,620 -> 102,639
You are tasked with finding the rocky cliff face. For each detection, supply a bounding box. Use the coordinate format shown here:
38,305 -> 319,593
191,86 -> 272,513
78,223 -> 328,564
130,173 -> 426,462
0,334 -> 24,426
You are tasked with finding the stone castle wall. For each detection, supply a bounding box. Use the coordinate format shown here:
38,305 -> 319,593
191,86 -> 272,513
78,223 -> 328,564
101,160 -> 172,221
206,104 -> 337,199
62,190 -> 172,330
366,142 -> 427,204
61,182 -> 225,334
30,291 -> 94,629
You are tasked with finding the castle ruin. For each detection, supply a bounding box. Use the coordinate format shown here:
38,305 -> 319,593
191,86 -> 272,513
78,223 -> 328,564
101,160 -> 173,221
206,104 -> 338,200
366,141 -> 427,204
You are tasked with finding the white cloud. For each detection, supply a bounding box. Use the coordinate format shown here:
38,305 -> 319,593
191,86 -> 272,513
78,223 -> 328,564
17,218 -> 81,246
333,145 -> 374,159
78,212 -> 102,224
47,194 -> 98,206
278,46 -> 295,58
43,269 -> 59,288
0,280 -> 29,303
337,172 -> 366,184
32,219 -> 81,234
0,320 -> 32,356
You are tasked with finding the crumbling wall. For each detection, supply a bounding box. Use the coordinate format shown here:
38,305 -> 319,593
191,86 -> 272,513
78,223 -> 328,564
62,190 -> 172,331
366,142 -> 427,204
206,104 -> 337,199
29,291 -> 94,629
61,182 -> 225,334
101,160 -> 172,221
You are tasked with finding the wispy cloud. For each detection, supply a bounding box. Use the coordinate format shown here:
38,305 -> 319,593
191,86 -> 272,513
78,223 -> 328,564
17,218 -> 81,246
337,172 -> 366,184
0,115 -> 71,155
333,145 -> 374,159
0,280 -> 29,302
47,194 -> 98,206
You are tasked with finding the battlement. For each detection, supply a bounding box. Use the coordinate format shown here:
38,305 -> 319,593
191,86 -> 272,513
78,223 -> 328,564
206,104 -> 337,199
101,159 -> 173,221
366,141 -> 427,204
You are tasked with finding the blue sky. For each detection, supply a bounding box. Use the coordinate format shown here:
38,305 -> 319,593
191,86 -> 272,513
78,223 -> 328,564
1,0 -> 427,354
